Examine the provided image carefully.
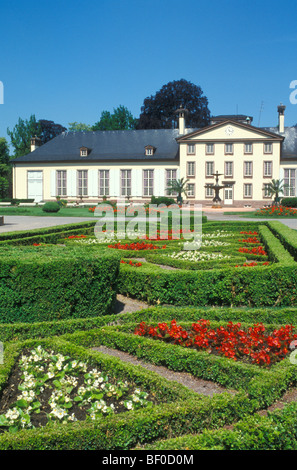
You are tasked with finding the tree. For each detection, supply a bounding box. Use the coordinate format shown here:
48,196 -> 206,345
92,105 -> 138,131
7,115 -> 40,158
68,122 -> 92,132
265,179 -> 287,205
7,115 -> 66,158
137,79 -> 211,129
166,177 -> 189,205
0,138 -> 11,198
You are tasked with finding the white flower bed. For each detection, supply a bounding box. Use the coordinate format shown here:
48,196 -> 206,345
0,346 -> 153,433
167,251 -> 231,262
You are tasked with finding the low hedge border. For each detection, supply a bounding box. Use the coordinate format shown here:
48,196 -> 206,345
267,221 -> 297,261
258,225 -> 296,265
138,401 -> 297,450
0,337 -> 252,450
1,305 -> 297,343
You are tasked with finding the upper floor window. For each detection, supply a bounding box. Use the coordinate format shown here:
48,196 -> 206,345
264,142 -> 272,154
225,143 -> 233,154
244,143 -> 253,154
205,161 -> 214,177
145,145 -> 156,156
206,143 -> 214,155
224,161 -> 233,177
244,161 -> 253,177
187,144 -> 195,155
80,147 -> 90,157
187,162 -> 195,177
263,161 -> 272,177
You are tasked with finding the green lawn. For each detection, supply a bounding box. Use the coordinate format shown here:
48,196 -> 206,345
0,205 -> 96,217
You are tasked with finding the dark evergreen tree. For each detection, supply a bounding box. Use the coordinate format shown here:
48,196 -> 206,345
137,79 -> 211,129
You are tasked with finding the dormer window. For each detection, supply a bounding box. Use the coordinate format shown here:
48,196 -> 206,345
80,146 -> 90,157
145,145 -> 156,156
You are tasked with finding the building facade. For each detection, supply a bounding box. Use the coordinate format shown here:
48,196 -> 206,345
11,104 -> 297,207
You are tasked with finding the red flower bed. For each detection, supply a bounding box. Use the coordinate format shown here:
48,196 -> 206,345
257,205 -> 297,217
238,237 -> 260,244
240,231 -> 258,235
235,261 -> 270,268
238,246 -> 267,256
65,234 -> 87,239
120,260 -> 142,267
134,319 -> 297,366
108,242 -> 166,250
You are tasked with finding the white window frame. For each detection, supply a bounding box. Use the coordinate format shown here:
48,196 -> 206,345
165,169 -> 177,195
98,170 -> 110,197
77,170 -> 88,196
225,161 -> 233,178
143,169 -> 154,197
244,183 -> 252,198
244,161 -> 253,177
264,161 -> 272,177
206,161 -> 214,177
264,142 -> 273,154
187,161 -> 195,177
206,143 -> 214,155
187,144 -> 195,155
187,183 -> 195,198
284,168 -> 296,197
120,169 -> 132,197
225,143 -> 233,155
56,170 -> 67,197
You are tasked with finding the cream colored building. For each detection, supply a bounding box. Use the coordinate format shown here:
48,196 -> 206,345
11,104 -> 297,207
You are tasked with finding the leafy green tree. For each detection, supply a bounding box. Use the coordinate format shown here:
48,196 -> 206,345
68,122 -> 92,132
137,79 -> 211,129
7,115 -> 40,158
0,138 -> 11,198
7,115 -> 66,158
166,177 -> 189,204
92,105 -> 138,131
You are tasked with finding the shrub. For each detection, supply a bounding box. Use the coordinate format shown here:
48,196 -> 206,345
150,196 -> 176,206
0,246 -> 119,323
281,197 -> 297,208
42,202 -> 61,213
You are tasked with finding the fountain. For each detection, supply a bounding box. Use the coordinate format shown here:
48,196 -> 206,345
205,171 -> 234,208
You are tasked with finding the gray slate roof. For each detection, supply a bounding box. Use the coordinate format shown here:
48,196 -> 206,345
12,129 -> 188,163
262,126 -> 297,159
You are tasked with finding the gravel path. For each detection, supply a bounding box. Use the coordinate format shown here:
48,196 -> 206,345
92,345 -> 233,397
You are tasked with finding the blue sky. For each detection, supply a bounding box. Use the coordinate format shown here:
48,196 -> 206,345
1,0 -> 297,149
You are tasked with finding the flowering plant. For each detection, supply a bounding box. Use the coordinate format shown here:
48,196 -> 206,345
108,242 -> 166,251
0,346 -> 153,433
134,319 -> 297,366
120,260 -> 142,267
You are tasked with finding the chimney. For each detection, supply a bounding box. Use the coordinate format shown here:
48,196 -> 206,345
30,135 -> 42,152
175,105 -> 188,135
277,103 -> 286,133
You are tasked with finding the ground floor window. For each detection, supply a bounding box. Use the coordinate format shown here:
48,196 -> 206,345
98,170 -> 110,197
120,169 -> 132,197
284,169 -> 296,196
143,169 -> 154,197
244,183 -> 252,198
187,183 -> 195,197
56,170 -> 67,196
77,170 -> 88,196
165,169 -> 177,195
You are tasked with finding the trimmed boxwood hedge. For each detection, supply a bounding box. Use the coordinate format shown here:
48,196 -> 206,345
0,245 -> 120,323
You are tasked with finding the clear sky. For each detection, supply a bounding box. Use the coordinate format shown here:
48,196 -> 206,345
1,0 -> 297,149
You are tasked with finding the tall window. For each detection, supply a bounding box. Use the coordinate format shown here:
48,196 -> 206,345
244,161 -> 253,177
187,162 -> 195,177
143,169 -> 154,196
244,183 -> 252,198
77,170 -> 88,196
206,161 -> 214,177
56,170 -> 67,196
284,169 -> 296,196
120,169 -> 132,197
225,161 -> 233,177
98,170 -> 110,197
165,169 -> 177,195
263,161 -> 272,177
